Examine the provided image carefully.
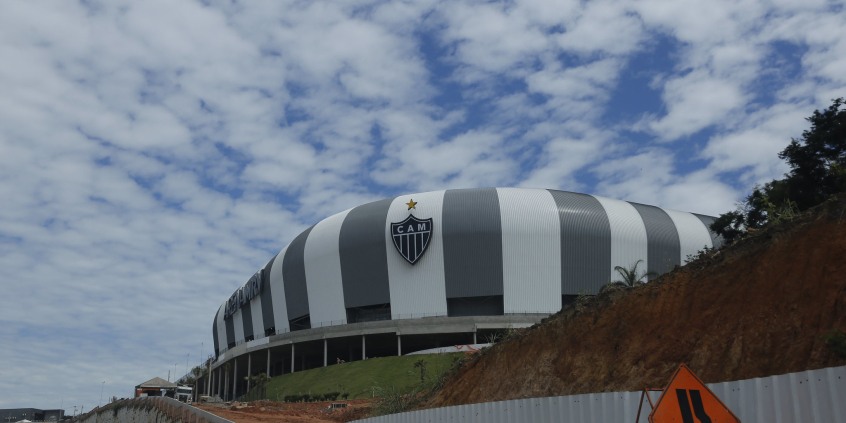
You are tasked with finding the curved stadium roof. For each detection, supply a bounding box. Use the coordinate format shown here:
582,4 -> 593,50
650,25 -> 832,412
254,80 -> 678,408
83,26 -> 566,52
212,187 -> 721,357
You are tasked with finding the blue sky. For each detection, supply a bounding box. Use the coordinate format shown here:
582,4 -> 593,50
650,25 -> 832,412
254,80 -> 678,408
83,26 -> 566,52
1,0 -> 845,412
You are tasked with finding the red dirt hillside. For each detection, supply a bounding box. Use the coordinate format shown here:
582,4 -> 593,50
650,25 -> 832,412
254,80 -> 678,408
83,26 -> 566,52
426,193 -> 846,408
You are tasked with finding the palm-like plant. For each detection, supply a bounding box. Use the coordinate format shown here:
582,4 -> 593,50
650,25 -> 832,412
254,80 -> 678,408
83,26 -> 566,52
607,260 -> 657,288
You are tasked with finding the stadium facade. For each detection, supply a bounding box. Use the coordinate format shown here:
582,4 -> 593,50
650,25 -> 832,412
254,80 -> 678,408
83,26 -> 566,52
205,188 -> 722,400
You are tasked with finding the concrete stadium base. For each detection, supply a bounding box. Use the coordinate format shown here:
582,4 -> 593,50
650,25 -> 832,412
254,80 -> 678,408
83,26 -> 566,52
199,315 -> 545,401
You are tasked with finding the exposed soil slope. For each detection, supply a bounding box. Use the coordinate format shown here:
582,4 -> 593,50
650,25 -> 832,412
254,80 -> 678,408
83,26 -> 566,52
427,194 -> 846,408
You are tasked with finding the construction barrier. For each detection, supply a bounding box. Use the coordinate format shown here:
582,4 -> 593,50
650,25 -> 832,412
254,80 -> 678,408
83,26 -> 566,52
353,364 -> 846,423
72,396 -> 233,423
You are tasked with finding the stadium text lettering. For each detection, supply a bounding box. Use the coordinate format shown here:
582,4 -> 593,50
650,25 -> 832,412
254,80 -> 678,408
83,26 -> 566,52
224,272 -> 262,318
396,223 -> 428,233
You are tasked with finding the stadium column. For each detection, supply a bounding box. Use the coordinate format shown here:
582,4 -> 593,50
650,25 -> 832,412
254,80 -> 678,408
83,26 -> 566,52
362,335 -> 366,360
232,359 -> 238,400
247,353 -> 252,393
473,331 -> 477,344
217,368 -> 221,398
207,363 -> 212,397
291,344 -> 295,373
323,339 -> 327,367
397,335 -> 401,356
266,349 -> 270,376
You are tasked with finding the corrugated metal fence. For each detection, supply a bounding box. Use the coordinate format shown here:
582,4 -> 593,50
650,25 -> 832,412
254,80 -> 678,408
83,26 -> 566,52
354,365 -> 846,423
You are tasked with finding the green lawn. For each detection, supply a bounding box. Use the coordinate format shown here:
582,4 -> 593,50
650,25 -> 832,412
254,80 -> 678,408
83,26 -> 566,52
259,353 -> 462,400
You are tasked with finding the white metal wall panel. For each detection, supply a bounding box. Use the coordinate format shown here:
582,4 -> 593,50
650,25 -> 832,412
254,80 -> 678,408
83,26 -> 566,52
268,245 -> 290,334
249,283 -> 264,339
386,191 -> 448,319
303,209 -> 351,327
663,207 -> 714,263
232,306 -> 245,345
592,195 -> 648,282
352,365 -> 846,423
496,188 -> 561,314
215,302 -> 227,352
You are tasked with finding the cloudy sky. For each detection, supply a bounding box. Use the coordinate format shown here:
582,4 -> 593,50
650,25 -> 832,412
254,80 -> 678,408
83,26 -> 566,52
1,0 -> 845,411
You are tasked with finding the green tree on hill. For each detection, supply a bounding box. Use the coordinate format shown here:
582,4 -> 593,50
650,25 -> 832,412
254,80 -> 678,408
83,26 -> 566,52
712,98 -> 846,243
604,260 -> 656,289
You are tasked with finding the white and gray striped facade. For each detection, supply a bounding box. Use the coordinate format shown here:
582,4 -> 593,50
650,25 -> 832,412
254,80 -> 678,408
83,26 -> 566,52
207,188 -> 720,398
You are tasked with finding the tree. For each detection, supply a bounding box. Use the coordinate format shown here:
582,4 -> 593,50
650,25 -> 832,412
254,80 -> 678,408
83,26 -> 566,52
606,260 -> 657,289
413,359 -> 427,384
712,98 -> 846,243
778,97 -> 846,208
244,373 -> 269,390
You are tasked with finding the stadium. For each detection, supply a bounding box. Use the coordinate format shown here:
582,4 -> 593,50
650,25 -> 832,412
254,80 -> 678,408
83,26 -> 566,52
206,187 -> 722,400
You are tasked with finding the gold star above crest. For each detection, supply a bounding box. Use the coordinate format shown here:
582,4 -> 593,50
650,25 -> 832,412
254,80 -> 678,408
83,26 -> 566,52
406,199 -> 417,210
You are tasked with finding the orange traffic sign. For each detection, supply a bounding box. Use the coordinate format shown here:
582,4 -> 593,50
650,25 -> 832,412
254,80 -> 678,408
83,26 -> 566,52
649,364 -> 740,423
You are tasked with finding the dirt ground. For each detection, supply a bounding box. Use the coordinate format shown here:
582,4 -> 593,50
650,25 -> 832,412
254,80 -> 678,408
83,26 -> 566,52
195,399 -> 373,423
425,194 -> 846,408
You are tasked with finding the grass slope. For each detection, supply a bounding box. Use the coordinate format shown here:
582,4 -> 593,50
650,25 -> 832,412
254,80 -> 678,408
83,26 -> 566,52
261,353 -> 462,400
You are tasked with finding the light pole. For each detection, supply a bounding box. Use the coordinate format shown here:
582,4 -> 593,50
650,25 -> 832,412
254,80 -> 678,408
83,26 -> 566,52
185,353 -> 190,383
97,381 -> 104,423
199,343 -> 203,395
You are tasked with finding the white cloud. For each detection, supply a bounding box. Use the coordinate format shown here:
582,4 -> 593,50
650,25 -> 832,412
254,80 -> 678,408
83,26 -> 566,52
439,2 -> 553,75
555,0 -> 645,55
646,70 -> 749,140
593,148 -> 738,215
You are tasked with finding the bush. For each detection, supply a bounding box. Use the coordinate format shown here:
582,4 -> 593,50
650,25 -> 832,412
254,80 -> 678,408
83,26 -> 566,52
284,394 -> 306,403
820,329 -> 846,358
685,246 -> 716,264
371,384 -> 422,416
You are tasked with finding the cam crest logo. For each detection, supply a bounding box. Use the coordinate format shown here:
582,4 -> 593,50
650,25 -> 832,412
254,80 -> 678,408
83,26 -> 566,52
391,200 -> 432,265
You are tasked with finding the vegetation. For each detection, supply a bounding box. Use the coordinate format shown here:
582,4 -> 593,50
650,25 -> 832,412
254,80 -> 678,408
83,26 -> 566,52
242,373 -> 270,401
177,365 -> 209,386
245,353 -> 462,402
371,354 -> 468,416
245,372 -> 269,388
712,98 -> 846,243
482,324 -> 514,344
685,246 -> 716,264
602,260 -> 657,291
371,384 -> 426,416
413,359 -> 427,383
820,329 -> 846,358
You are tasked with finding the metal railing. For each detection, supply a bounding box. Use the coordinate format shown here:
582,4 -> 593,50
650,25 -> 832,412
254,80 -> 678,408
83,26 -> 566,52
213,314 -> 551,358
312,319 -> 347,327
392,312 -> 448,320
